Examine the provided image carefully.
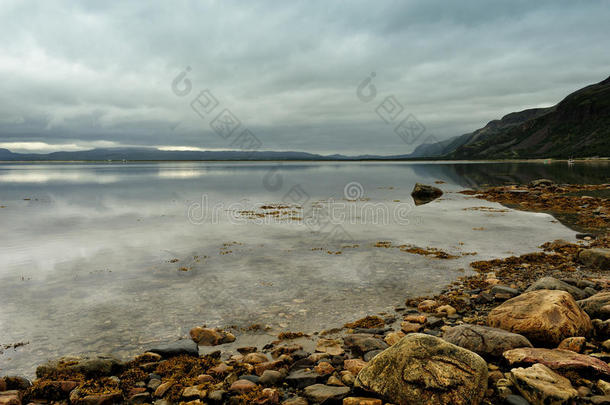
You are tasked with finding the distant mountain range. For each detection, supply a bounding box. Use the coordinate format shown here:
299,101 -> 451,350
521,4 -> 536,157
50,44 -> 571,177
411,75 -> 610,159
1,76 -> 608,161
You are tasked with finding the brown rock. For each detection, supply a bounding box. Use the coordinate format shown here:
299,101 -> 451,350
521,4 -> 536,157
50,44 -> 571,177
196,374 -> 213,384
229,379 -> 257,393
404,314 -> 426,324
503,347 -> 610,376
282,397 -> 308,405
271,344 -> 302,358
327,376 -> 344,386
400,321 -> 423,333
182,386 -> 206,399
314,361 -> 335,376
355,333 -> 488,405
262,388 -> 280,403
510,363 -> 578,404
208,362 -> 230,375
579,248 -> 610,269
487,290 -> 592,345
417,299 -> 438,312
255,360 -> 285,376
578,292 -> 610,320
315,339 -> 345,356
343,397 -> 382,405
437,305 -> 457,317
0,391 -> 20,405
189,327 -> 235,346
155,382 -> 173,397
557,337 -> 586,353
243,352 -> 269,364
343,359 -> 367,375
134,352 -> 162,362
384,331 -> 405,346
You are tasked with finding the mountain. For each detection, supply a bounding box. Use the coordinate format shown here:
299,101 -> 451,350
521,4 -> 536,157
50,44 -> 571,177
412,75 -> 610,159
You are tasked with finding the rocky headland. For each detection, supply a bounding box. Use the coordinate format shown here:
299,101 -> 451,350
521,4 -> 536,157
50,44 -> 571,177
1,181 -> 609,405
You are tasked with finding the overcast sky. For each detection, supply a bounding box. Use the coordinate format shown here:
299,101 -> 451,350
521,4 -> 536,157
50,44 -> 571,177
0,0 -> 608,155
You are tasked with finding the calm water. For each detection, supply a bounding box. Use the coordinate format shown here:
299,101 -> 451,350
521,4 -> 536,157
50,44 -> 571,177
0,161 -> 607,376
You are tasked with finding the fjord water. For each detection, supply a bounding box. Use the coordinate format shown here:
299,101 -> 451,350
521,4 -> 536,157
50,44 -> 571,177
0,161 -> 607,376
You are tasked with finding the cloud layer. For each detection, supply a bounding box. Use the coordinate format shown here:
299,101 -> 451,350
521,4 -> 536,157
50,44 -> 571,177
1,0 -> 609,154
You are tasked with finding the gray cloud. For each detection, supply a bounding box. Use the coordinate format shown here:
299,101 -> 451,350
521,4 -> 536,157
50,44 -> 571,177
0,0 -> 608,154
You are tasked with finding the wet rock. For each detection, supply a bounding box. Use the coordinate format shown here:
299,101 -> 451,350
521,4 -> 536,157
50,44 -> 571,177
442,324 -> 533,358
503,347 -> 610,376
343,334 -> 388,356
436,305 -> 457,316
259,370 -> 283,386
207,390 -> 225,402
490,285 -> 519,298
505,394 -> 530,405
36,355 -> 123,378
383,331 -> 405,346
417,299 -> 438,312
69,390 -> 123,405
314,361 -> 334,376
1,377 -> 30,391
254,360 -> 285,376
355,333 -> 488,405
344,359 -> 367,375
243,352 -> 269,364
557,336 -> 586,353
130,392 -> 151,404
526,276 -> 587,300
487,290 -> 592,345
303,384 -> 350,403
0,391 -> 21,405
154,382 -> 173,397
598,380 -> 610,395
285,369 -> 320,389
327,376 -> 343,386
579,292 -> 610,320
579,248 -> 610,269
315,339 -> 344,356
590,395 -> 610,404
363,350 -> 382,362
148,339 -> 199,357
510,363 -> 577,404
229,379 -> 257,393
189,327 -> 235,346
400,321 -> 422,333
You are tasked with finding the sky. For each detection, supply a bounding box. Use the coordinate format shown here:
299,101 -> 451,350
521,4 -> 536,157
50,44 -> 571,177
0,0 -> 609,155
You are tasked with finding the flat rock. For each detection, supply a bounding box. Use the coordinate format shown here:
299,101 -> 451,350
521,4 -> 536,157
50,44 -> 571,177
510,363 -> 577,405
487,290 -> 592,345
285,369 -> 320,389
579,248 -> 610,269
229,379 -> 257,393
343,398 -> 382,405
442,324 -> 532,358
315,338 -> 345,356
578,292 -> 610,320
36,355 -> 123,378
303,384 -> 349,403
343,334 -> 388,355
490,285 -> 519,297
148,339 -> 199,357
504,347 -> 610,376
355,333 -> 488,405
526,276 -> 587,300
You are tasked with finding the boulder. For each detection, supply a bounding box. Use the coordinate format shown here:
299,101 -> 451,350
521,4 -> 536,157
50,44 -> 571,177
355,333 -> 488,405
442,324 -> 533,358
578,292 -> 610,319
303,384 -> 349,403
510,363 -> 578,404
411,183 -> 443,205
503,348 -> 610,376
579,248 -> 610,269
525,277 -> 587,300
487,290 -> 592,345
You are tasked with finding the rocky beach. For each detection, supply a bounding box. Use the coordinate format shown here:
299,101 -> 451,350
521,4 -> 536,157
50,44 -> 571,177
0,180 -> 609,405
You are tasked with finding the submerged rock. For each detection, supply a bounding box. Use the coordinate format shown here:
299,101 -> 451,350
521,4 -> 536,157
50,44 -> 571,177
148,339 -> 199,357
487,290 -> 592,345
442,324 -> 532,358
411,183 -> 443,205
510,363 -> 577,404
355,333 -> 488,405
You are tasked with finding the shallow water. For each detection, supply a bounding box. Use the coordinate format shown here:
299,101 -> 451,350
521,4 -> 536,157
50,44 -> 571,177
0,160 -> 606,376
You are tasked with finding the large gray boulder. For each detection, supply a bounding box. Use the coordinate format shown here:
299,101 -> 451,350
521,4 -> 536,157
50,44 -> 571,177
442,324 -> 532,358
355,333 -> 488,405
525,277 -> 587,300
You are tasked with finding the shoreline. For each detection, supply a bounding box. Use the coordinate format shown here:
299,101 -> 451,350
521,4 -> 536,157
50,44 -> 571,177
1,181 -> 609,404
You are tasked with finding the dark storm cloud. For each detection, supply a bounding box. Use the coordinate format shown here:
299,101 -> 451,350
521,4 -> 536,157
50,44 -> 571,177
0,0 -> 608,154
